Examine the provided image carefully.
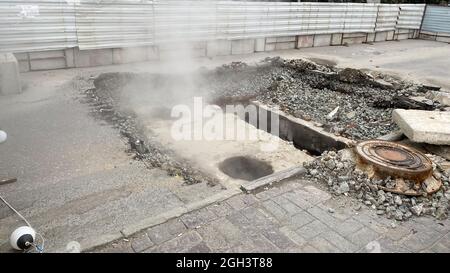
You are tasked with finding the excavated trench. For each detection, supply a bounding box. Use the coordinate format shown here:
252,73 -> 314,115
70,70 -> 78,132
82,58 -> 447,191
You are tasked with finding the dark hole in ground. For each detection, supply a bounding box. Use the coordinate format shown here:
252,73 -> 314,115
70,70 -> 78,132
218,156 -> 274,181
293,141 -> 322,156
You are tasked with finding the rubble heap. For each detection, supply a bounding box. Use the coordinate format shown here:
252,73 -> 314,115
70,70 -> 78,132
303,149 -> 450,221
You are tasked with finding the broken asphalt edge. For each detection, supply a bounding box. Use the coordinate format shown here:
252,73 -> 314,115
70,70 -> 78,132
75,187 -> 242,253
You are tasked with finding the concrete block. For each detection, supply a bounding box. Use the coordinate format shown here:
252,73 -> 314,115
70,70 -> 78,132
29,50 -> 65,60
276,36 -> 296,43
113,46 -> 147,64
386,30 -> 395,41
436,36 -> 450,43
14,53 -> 28,61
343,32 -> 366,38
342,36 -> 366,45
275,42 -> 296,50
331,33 -> 343,45
30,58 -> 67,70
366,33 -> 376,43
396,33 -> 409,40
206,40 -> 232,57
409,30 -> 415,39
265,37 -> 277,44
74,47 -> 113,68
17,60 -> 30,73
65,48 -> 75,68
374,31 -> 388,42
313,34 -> 331,47
14,53 -> 30,72
393,109 -> 450,145
419,33 -> 436,41
396,28 -> 410,35
420,30 -> 437,36
231,39 -> 255,55
296,35 -> 314,48
255,38 -> 266,52
265,42 -> 276,51
0,53 -> 21,95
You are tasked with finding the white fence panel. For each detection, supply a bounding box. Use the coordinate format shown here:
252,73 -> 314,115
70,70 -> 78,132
0,0 -> 77,53
397,4 -> 425,29
75,0 -> 155,50
375,4 -> 400,32
0,1 -> 427,53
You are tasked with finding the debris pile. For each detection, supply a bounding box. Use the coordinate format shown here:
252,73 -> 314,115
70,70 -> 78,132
303,149 -> 450,221
255,59 -> 445,140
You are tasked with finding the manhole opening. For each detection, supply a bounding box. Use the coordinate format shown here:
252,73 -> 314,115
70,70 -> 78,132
218,156 -> 274,181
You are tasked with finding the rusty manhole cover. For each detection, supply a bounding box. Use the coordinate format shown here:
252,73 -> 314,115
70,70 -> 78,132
355,140 -> 433,182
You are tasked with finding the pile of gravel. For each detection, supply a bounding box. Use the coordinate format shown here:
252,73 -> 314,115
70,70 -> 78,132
205,57 -> 443,140
253,59 -> 442,140
303,149 -> 450,221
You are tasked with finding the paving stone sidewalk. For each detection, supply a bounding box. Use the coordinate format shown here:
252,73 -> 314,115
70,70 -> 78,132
94,179 -> 450,253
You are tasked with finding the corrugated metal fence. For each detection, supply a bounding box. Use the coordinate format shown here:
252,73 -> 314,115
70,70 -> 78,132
0,0 -> 77,52
76,0 -> 155,50
421,5 -> 450,34
0,0 -> 426,53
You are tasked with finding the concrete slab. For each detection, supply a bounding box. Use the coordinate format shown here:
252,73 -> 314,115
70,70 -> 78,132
29,50 -> 65,60
231,39 -> 255,55
297,35 -> 314,48
393,109 -> 450,145
396,33 -> 410,40
14,53 -> 30,73
265,37 -> 277,44
255,38 -> 266,52
265,43 -> 276,52
313,34 -> 332,47
30,58 -> 67,70
276,36 -> 296,43
342,36 -> 366,45
366,33 -> 376,43
65,48 -> 75,68
331,34 -> 343,46
375,31 -> 388,42
275,42 -> 296,50
74,48 -> 113,68
0,53 -> 21,95
113,47 -> 148,64
386,30 -> 395,41
206,40 -> 232,57
436,36 -> 450,43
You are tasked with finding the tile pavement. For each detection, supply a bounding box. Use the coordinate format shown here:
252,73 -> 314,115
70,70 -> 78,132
94,179 -> 450,253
